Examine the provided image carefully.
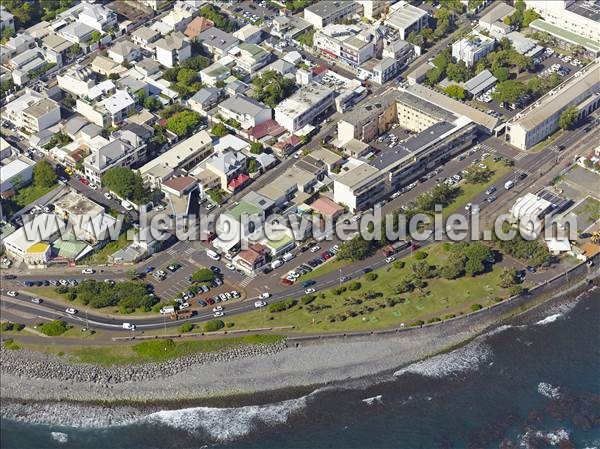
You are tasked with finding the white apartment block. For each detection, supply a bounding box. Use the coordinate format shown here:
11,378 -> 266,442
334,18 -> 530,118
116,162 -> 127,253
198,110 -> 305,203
75,89 -> 135,127
385,2 -> 429,40
78,3 -> 117,32
217,95 -> 272,130
507,59 -> 600,150
452,33 -> 495,67
275,83 -> 335,132
525,0 -> 600,43
304,1 -> 362,29
314,24 -> 377,67
356,0 -> 389,19
154,31 -> 191,68
4,91 -> 61,134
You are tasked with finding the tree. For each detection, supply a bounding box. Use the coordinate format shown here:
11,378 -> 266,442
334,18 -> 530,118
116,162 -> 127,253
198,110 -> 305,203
166,110 -> 201,137
337,236 -> 378,261
90,31 -> 102,44
199,4 -> 237,32
559,106 -> 578,130
191,268 -> 215,283
440,259 -> 465,279
211,122 -> 229,137
204,319 -> 225,332
297,28 -> 315,47
102,167 -> 150,203
425,67 -> 444,85
444,84 -> 466,100
492,66 -> 511,82
499,267 -> 518,288
492,80 -> 528,104
247,158 -> 258,173
463,165 -> 493,184
33,160 -> 57,188
143,96 -> 162,112
411,261 -> 435,279
251,71 -> 297,108
446,61 -> 471,82
250,142 -> 264,154
522,8 -> 540,27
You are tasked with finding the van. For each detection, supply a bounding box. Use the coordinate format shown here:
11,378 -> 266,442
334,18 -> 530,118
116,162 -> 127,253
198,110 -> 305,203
504,180 -> 515,190
160,305 -> 175,314
271,259 -> 283,269
206,249 -> 221,261
282,252 -> 294,262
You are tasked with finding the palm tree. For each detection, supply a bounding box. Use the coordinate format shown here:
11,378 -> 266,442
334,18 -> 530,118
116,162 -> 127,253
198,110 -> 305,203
591,231 -> 600,245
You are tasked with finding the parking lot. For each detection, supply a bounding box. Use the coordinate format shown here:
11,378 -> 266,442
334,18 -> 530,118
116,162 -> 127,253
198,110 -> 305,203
227,0 -> 276,25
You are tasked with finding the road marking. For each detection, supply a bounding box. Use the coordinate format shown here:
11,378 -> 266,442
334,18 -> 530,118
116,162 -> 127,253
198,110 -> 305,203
239,274 -> 257,288
514,152 -> 527,161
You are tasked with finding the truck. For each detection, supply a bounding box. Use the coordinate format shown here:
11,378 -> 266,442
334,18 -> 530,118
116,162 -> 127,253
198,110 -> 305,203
170,310 -> 194,320
382,241 -> 410,257
159,305 -> 175,314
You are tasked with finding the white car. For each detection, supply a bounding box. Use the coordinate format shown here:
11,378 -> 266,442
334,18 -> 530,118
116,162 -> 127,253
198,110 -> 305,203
254,300 -> 266,308
213,311 -> 225,318
81,268 -> 95,274
65,307 -> 78,315
212,305 -> 223,312
6,291 -> 18,297
89,184 -> 98,190
230,290 -> 240,298
104,192 -> 112,200
122,323 -> 135,330
304,288 -> 316,294
225,263 -> 236,270
385,256 -> 396,263
465,203 -> 473,211
155,204 -> 165,211
31,297 -> 42,304
391,191 -> 401,199
310,245 -> 320,253
259,292 -> 271,299
179,302 -> 190,309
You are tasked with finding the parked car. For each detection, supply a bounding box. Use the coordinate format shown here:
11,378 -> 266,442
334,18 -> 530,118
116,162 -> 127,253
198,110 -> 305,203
81,268 -> 95,274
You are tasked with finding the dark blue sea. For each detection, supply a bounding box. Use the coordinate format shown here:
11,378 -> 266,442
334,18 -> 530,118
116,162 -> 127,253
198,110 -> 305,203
2,288 -> 599,449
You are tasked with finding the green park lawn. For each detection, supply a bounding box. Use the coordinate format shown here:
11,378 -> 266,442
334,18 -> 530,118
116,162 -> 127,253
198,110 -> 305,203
228,244 -> 509,333
1,183 -> 58,216
443,157 -> 512,217
24,334 -> 284,366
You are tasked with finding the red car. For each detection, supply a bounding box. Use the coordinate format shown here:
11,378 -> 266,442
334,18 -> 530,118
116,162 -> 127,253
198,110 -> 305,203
206,298 -> 215,305
281,278 -> 294,286
321,251 -> 331,260
79,177 -> 89,185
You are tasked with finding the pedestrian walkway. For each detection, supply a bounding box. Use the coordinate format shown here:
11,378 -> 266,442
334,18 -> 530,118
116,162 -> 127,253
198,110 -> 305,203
514,151 -> 527,161
239,273 -> 256,288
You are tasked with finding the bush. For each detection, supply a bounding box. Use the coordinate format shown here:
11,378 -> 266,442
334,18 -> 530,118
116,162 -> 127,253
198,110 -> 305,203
180,322 -> 194,333
470,304 -> 483,312
365,273 -> 378,281
414,251 -> 428,260
3,339 -> 20,350
39,320 -> 70,336
204,320 -> 225,332
191,268 -> 216,283
393,260 -> 405,270
427,317 -> 442,323
348,281 -> 362,291
268,299 -> 296,313
301,295 -> 316,305
333,286 -> 346,295
410,320 -> 425,327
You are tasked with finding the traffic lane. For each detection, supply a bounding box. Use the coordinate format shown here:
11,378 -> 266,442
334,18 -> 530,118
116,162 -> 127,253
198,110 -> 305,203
5,271 -> 126,284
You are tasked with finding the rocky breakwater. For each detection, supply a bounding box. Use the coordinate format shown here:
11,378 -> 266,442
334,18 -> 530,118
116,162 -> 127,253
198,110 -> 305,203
0,340 -> 288,384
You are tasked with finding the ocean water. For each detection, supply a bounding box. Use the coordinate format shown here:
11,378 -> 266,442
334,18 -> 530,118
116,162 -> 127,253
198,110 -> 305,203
2,289 -> 599,449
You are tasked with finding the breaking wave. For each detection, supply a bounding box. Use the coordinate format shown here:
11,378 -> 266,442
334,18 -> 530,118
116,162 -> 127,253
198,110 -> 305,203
50,432 -> 68,444
361,395 -> 383,406
535,313 -> 563,326
537,382 -> 562,400
393,340 -> 492,378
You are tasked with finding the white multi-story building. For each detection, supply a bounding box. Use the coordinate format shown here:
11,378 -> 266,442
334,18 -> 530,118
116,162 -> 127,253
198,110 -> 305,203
233,42 -> 271,73
507,59 -> 600,150
83,138 -> 136,186
275,83 -> 335,132
154,31 -> 191,68
4,90 -> 61,134
77,3 -> 117,32
355,0 -> 389,19
0,5 -> 14,32
385,1 -> 429,40
314,24 -> 378,67
217,95 -> 272,130
452,32 -> 495,67
304,1 -> 362,29
525,0 -> 600,44
75,89 -> 135,127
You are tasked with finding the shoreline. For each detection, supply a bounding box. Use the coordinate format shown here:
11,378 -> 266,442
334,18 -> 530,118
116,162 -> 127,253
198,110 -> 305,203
1,274 -> 597,427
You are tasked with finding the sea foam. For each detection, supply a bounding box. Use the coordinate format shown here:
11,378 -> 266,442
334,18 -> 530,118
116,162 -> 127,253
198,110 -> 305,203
393,340 -> 492,378
537,382 -> 561,399
142,395 -> 309,442
535,313 -> 563,326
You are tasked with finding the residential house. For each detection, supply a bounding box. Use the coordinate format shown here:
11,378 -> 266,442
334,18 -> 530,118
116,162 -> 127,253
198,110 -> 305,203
188,87 -> 222,115
233,24 -> 263,44
131,26 -> 161,50
233,42 -> 271,73
184,16 -> 213,40
75,89 -> 135,127
108,40 -> 142,64
196,27 -> 239,58
217,95 -> 272,130
154,31 -> 191,68
77,3 -> 117,32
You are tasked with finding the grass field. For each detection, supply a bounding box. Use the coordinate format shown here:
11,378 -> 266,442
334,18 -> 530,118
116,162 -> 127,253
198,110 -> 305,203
443,157 -> 512,217
81,231 -> 133,264
1,183 -> 58,216
229,244 -> 509,333
22,334 -> 284,366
